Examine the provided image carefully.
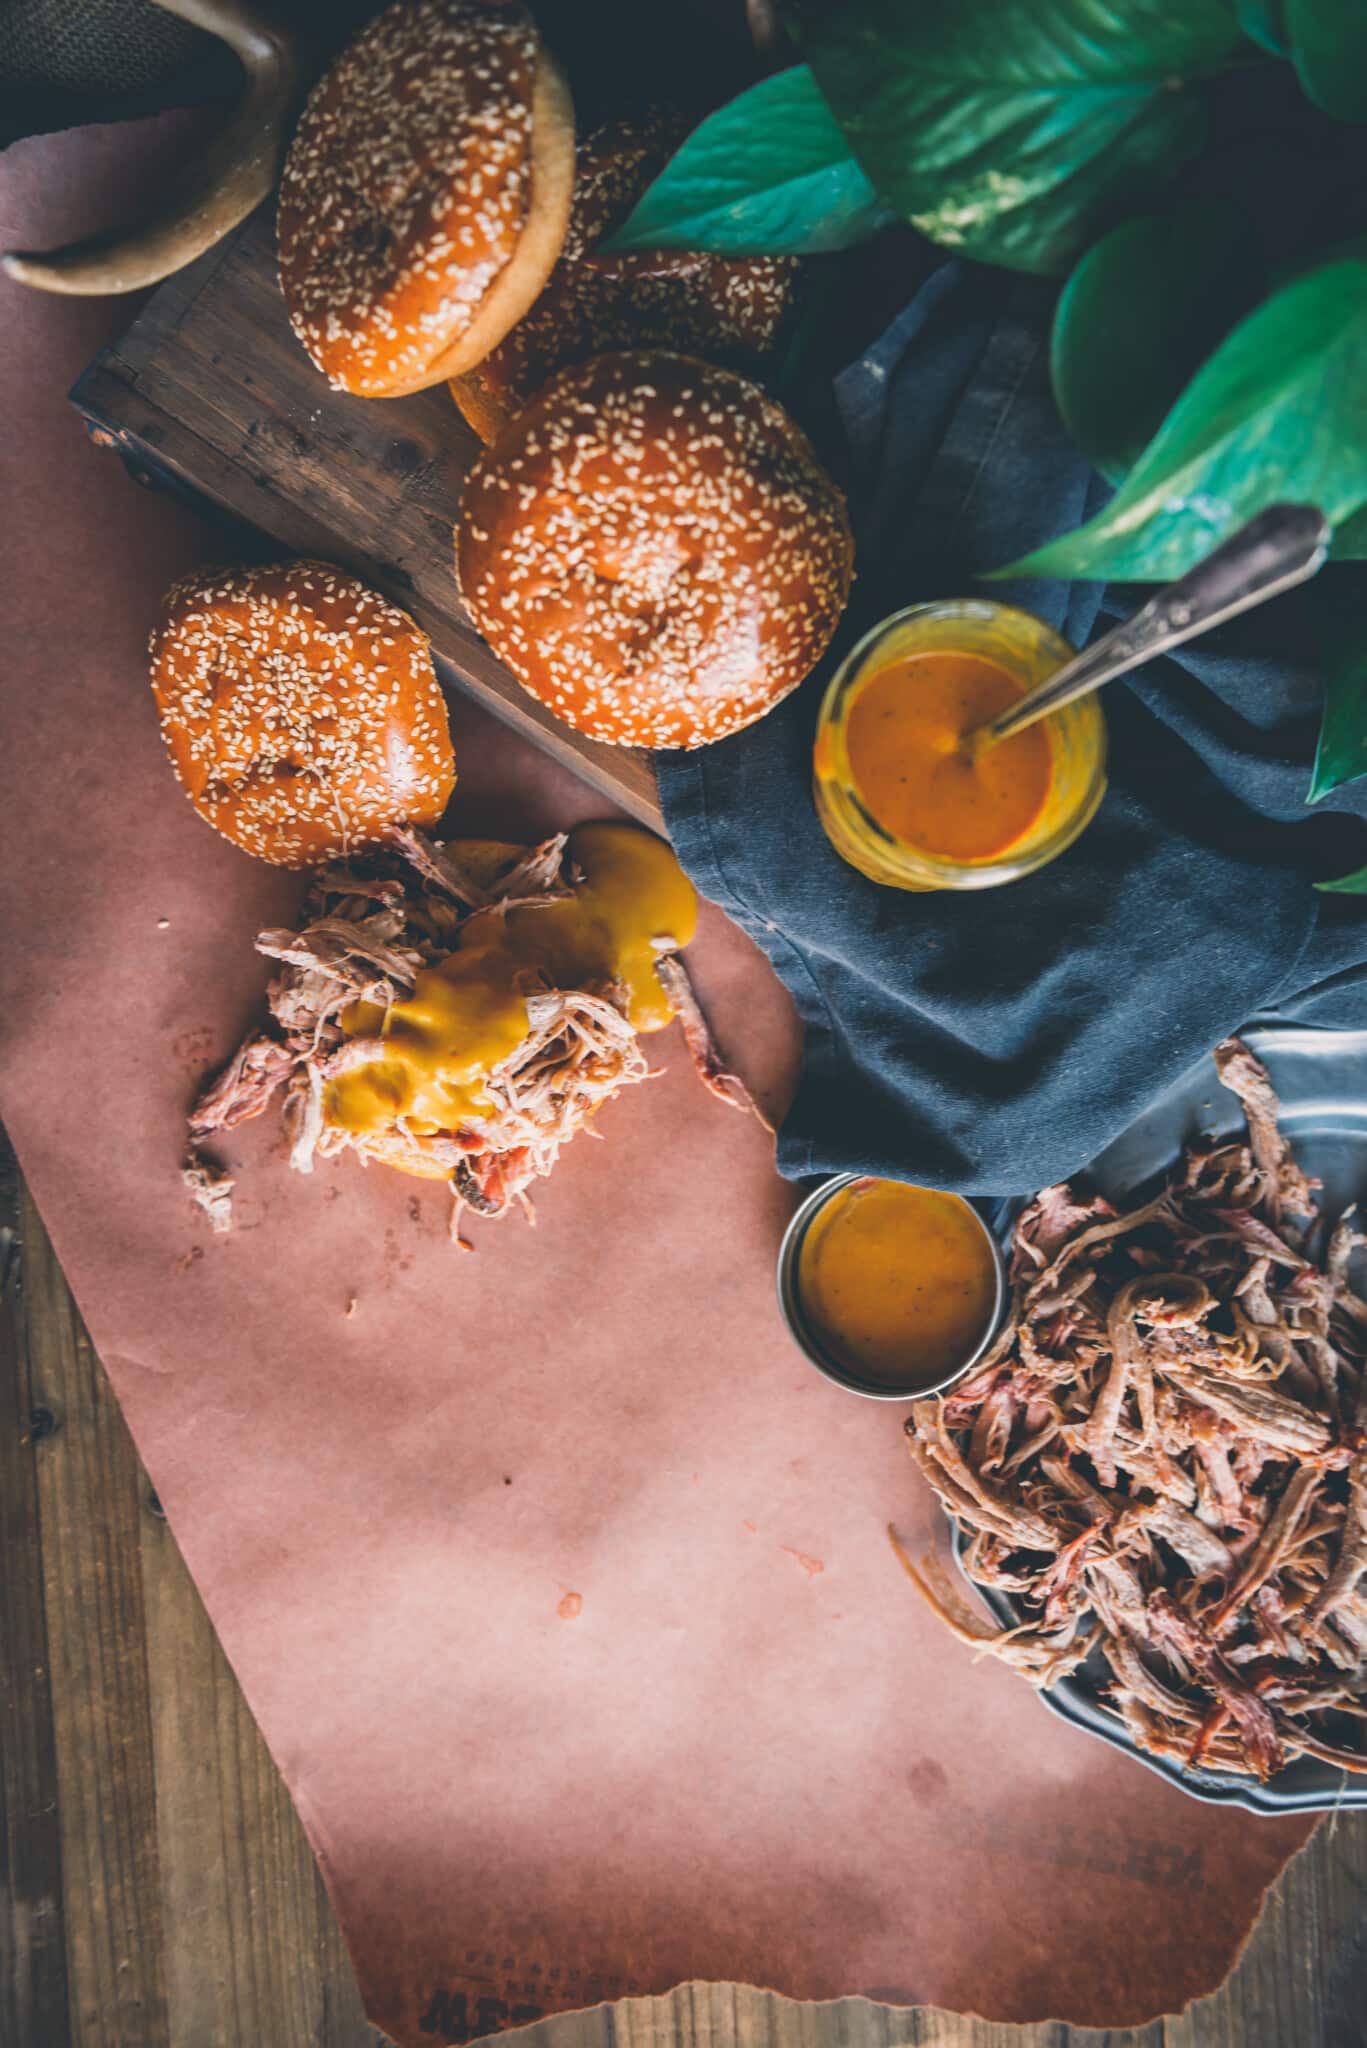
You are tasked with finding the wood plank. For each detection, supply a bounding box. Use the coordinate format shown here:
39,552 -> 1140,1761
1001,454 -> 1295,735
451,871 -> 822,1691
1165,1819 -> 1367,2048
140,1503 -> 383,2047
0,1127 -> 69,2048
14,1183 -> 384,2048
20,1183 -> 170,2048
69,206 -> 664,833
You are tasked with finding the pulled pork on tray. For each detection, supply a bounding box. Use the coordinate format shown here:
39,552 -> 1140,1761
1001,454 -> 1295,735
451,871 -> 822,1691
900,1039 -> 1367,1783
184,824 -> 750,1244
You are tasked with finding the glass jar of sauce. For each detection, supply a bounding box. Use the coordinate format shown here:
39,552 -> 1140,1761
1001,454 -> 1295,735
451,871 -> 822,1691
813,600 -> 1107,891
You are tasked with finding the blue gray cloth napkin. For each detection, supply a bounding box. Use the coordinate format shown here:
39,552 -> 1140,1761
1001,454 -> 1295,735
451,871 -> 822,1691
654,260 -> 1367,1197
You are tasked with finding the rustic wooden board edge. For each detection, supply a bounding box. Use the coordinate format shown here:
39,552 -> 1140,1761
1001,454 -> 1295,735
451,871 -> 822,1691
19,1183 -> 170,2048
6,1157 -> 393,2048
0,1129 -> 71,2048
70,352 -> 663,832
67,221 -> 664,834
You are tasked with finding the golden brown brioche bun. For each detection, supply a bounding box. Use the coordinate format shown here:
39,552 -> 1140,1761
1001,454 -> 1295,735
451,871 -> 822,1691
150,561 -> 455,867
455,351 -> 853,750
450,114 -> 799,444
277,0 -> 575,399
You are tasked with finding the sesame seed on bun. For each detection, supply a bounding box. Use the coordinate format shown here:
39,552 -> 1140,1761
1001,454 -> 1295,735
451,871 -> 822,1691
150,561 -> 455,867
277,0 -> 575,399
450,114 -> 800,445
455,351 -> 853,750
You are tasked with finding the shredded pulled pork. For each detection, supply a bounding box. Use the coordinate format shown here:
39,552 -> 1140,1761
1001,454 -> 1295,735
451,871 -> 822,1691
185,828 -> 754,1239
904,1038 -> 1367,1783
181,1150 -> 235,1234
187,1035 -> 297,1137
652,952 -> 753,1112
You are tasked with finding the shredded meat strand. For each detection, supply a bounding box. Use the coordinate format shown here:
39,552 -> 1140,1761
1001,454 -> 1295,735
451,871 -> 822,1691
653,952 -> 757,1114
188,1036 -> 297,1138
182,1149 -> 235,1233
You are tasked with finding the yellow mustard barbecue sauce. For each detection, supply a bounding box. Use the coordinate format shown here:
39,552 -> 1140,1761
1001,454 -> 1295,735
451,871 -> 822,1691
798,1178 -> 998,1390
324,822 -> 697,1168
843,651 -> 1052,863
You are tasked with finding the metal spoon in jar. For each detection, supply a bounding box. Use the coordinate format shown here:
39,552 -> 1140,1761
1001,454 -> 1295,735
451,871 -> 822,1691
969,502 -> 1332,755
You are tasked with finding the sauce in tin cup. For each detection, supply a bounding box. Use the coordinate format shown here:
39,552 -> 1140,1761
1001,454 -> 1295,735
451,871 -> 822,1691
778,1175 -> 1006,1401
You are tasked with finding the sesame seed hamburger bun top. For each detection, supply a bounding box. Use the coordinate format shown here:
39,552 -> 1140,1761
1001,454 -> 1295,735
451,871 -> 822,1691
455,351 -> 853,751
277,0 -> 575,399
449,114 -> 799,445
150,561 -> 455,867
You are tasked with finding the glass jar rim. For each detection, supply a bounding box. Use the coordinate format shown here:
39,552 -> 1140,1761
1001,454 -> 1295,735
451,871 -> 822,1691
815,598 -> 1108,890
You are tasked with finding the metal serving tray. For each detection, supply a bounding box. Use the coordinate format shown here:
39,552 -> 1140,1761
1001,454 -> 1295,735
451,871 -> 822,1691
960,1021 -> 1367,1816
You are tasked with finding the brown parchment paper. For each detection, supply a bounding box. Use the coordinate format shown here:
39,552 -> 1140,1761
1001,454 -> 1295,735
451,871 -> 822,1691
0,123 -> 1314,2046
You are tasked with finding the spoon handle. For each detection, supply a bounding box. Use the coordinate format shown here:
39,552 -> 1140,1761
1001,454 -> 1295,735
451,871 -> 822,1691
984,502 -> 1332,748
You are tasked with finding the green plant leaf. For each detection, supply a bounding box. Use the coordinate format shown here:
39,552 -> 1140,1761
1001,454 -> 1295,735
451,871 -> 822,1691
1309,631 -> 1367,800
1315,864 -> 1367,892
780,0 -> 1243,276
1050,197 -> 1264,484
1331,505 -> 1367,558
1234,0 -> 1288,55
1284,0 -> 1367,121
601,67 -> 896,257
996,246 -> 1367,581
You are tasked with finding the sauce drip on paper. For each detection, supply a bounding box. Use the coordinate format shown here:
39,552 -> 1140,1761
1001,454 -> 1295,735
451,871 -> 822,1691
798,1178 -> 998,1390
845,651 -> 1051,862
325,822 -> 697,1167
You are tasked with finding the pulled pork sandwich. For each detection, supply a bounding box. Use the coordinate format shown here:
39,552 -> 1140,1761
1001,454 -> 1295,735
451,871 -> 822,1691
185,820 -> 751,1242
899,1039 -> 1367,1785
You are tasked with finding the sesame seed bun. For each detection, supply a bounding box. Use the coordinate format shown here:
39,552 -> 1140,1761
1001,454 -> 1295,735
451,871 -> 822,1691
450,114 -> 799,445
277,0 -> 575,400
455,351 -> 853,750
150,561 -> 456,867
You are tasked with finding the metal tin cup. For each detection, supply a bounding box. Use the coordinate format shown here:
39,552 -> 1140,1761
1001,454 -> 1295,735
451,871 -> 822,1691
777,1174 -> 1007,1401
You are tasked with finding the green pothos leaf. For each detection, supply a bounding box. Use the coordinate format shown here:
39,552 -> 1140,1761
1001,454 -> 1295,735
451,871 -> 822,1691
1234,0 -> 1288,55
1309,629 -> 1367,801
1050,196 -> 1264,484
602,67 -> 895,256
781,0 -> 1243,275
1285,0 -> 1367,122
996,244 -> 1367,581
1315,864 -> 1367,892
1331,505 -> 1367,559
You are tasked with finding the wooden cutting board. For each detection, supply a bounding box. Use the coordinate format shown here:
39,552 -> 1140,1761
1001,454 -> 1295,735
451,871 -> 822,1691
70,204 -> 663,831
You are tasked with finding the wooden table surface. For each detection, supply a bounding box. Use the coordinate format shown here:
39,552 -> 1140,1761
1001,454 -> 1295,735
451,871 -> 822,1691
4,1124 -> 1366,2048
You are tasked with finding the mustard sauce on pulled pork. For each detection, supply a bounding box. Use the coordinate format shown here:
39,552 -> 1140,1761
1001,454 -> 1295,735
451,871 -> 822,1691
325,822 -> 698,1150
